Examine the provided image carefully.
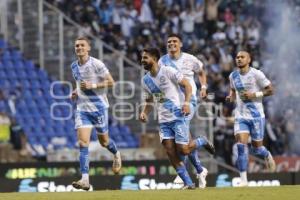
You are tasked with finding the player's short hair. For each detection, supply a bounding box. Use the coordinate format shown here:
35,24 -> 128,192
75,36 -> 91,45
167,33 -> 182,41
143,48 -> 161,61
237,50 -> 252,60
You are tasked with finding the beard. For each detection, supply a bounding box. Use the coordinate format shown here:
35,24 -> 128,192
142,63 -> 152,70
237,63 -> 247,68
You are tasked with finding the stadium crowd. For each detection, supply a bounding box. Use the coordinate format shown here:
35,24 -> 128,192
0,0 -> 297,165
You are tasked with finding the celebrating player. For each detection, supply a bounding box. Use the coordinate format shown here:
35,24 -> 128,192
70,36 -> 122,190
158,34 -> 215,188
226,51 -> 276,186
140,47 -> 211,189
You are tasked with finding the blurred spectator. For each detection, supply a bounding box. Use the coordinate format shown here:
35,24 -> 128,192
45,0 -> 300,161
205,0 -> 221,36
180,6 -> 196,44
0,112 -> 11,162
10,118 -> 31,159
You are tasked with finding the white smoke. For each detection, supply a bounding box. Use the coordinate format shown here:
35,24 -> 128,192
262,0 -> 300,154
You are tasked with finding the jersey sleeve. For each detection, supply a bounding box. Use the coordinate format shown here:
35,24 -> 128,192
191,55 -> 204,73
141,78 -> 152,100
70,62 -> 79,81
164,67 -> 184,83
158,57 -> 163,67
94,59 -> 110,78
256,70 -> 271,88
229,73 -> 235,89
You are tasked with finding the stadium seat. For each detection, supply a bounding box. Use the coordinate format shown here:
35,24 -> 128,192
0,39 -> 7,49
0,70 -> 5,78
2,60 -> 13,68
11,50 -> 22,60
14,60 -> 25,69
0,38 -> 138,150
17,69 -> 27,79
2,50 -> 11,60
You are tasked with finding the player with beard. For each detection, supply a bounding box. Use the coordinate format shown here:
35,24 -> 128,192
226,51 -> 276,186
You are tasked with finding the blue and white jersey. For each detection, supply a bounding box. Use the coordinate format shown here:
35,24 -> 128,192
158,52 -> 203,102
142,66 -> 185,123
229,67 -> 271,119
71,56 -> 110,112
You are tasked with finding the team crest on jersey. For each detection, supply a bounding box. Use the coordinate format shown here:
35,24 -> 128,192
85,67 -> 91,73
160,76 -> 166,83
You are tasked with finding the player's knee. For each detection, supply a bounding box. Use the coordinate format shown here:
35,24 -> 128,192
164,147 -> 175,157
99,139 -> 109,147
178,148 -> 190,155
78,140 -> 89,147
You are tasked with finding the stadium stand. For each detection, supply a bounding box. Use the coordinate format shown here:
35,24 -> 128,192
0,38 -> 139,160
45,0 -> 300,164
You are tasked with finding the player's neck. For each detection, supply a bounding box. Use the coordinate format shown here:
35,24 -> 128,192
239,66 -> 250,75
78,55 -> 89,65
149,63 -> 160,77
169,51 -> 181,60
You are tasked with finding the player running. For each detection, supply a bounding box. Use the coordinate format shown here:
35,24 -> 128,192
226,51 -> 276,186
158,33 -> 215,188
70,36 -> 122,190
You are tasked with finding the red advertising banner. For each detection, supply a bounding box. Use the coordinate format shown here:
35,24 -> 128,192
248,156 -> 300,172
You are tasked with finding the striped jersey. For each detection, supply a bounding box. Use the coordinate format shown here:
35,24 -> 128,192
71,56 -> 110,112
158,52 -> 203,102
229,67 -> 271,119
142,66 -> 185,123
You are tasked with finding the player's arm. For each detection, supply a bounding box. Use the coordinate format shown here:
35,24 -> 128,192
70,89 -> 78,101
179,78 -> 192,115
198,68 -> 207,99
226,88 -> 236,102
192,55 -> 207,99
226,74 -> 236,102
240,84 -> 274,100
139,95 -> 154,123
95,73 -> 115,88
80,73 -> 115,90
261,84 -> 274,97
241,70 -> 274,100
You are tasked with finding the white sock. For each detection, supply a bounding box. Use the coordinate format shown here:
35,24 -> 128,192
240,171 -> 247,183
82,173 -> 89,182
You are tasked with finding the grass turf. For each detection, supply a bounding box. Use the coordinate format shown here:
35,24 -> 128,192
0,186 -> 299,200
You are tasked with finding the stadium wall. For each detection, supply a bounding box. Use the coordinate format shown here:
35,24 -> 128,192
0,160 -> 299,192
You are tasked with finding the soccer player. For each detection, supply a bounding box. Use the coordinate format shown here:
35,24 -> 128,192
158,33 -> 215,188
139,47 -> 210,189
70,36 -> 122,190
226,51 -> 276,186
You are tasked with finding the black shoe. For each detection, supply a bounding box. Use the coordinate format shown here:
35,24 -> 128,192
181,184 -> 196,190
200,136 -> 215,155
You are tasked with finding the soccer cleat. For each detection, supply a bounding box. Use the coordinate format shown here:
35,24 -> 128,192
197,167 -> 208,188
237,181 -> 248,187
181,184 -> 196,190
265,153 -> 276,172
200,136 -> 215,155
72,179 -> 90,191
173,175 -> 184,184
112,151 -> 122,174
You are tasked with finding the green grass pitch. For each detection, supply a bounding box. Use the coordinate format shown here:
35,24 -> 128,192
1,186 -> 299,200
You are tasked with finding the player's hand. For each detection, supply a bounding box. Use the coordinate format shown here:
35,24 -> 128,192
182,103 -> 190,116
240,91 -> 255,101
200,88 -> 207,100
139,112 -> 148,123
70,90 -> 78,101
225,95 -> 234,102
80,81 -> 94,90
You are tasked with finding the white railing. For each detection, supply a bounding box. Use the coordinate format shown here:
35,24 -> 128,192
0,0 -> 214,142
